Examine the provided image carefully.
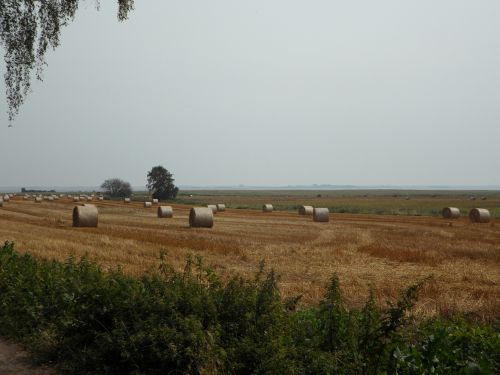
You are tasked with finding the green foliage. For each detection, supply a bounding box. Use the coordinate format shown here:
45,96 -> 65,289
101,178 -> 133,198
0,0 -> 134,123
146,166 -> 179,200
0,242 -> 497,374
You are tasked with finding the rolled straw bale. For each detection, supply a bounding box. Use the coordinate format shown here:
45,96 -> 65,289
442,207 -> 460,219
24,195 -> 29,200
67,195 -> 72,199
299,205 -> 314,215
3,195 -> 10,202
48,196 -> 54,202
0,199 -> 3,207
73,197 -> 80,202
124,198 -> 131,203
73,204 -> 98,227
152,199 -> 159,204
207,204 -> 218,214
313,207 -> 330,222
43,196 -> 49,200
86,197 -> 93,201
262,204 -> 273,212
157,206 -> 173,218
189,207 -> 214,228
99,196 -> 104,201
216,204 -> 226,212
35,197 -> 42,203
144,202 -> 152,208
469,208 -> 491,223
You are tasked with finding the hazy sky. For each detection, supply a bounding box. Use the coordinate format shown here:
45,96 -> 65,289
1,1 -> 499,187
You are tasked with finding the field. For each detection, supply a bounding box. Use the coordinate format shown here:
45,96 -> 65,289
1,190 -> 499,321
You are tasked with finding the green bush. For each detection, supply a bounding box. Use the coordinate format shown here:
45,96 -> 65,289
0,242 -> 498,374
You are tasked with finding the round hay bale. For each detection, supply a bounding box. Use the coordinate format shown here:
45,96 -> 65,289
152,199 -> 159,204
0,200 -> 3,207
157,206 -> 173,218
442,207 -> 460,219
98,196 -> 104,201
216,204 -> 226,212
299,205 -> 314,215
73,204 -> 98,227
313,207 -> 330,222
189,207 -> 214,228
124,198 -> 131,203
469,208 -> 491,223
262,204 -> 273,212
73,197 -> 80,202
144,202 -> 152,208
48,196 -> 54,202
3,195 -> 10,202
35,197 -> 42,203
207,204 -> 218,214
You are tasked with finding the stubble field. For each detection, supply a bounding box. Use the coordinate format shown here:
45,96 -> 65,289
0,191 -> 499,321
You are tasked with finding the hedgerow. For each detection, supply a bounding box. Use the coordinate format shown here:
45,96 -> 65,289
0,242 -> 497,374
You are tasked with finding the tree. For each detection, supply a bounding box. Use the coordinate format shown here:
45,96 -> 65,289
147,166 -> 179,200
0,1 -> 134,124
101,178 -> 132,198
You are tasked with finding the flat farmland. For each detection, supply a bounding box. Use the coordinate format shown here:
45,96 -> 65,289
0,193 -> 499,321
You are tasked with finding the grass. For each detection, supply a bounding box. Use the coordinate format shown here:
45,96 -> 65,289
0,193 -> 499,322
0,242 -> 498,374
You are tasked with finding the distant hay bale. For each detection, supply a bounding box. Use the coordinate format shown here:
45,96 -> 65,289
35,197 -> 42,203
0,200 -> 3,207
157,206 -> 173,218
207,204 -> 218,214
469,208 -> 491,223
48,196 -> 54,201
216,204 -> 226,212
99,196 -> 104,201
299,205 -> 314,215
73,197 -> 80,202
3,195 -> 10,202
73,204 -> 98,227
262,204 -> 273,212
189,207 -> 214,228
23,195 -> 29,200
67,195 -> 72,199
313,208 -> 330,222
144,202 -> 152,208
124,198 -> 131,203
442,207 -> 460,219
152,199 -> 159,204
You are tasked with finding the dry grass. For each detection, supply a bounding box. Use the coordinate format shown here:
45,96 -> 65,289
0,197 -> 499,321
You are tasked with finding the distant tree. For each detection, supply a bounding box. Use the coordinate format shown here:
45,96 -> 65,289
147,166 -> 179,200
101,178 -> 132,198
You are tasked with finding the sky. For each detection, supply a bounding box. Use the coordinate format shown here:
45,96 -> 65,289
1,0 -> 500,188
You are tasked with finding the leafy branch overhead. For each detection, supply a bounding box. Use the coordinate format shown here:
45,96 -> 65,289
0,0 -> 134,123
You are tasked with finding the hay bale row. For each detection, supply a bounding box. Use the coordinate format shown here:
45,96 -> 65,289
158,206 -> 173,218
73,204 -> 98,227
207,204 -> 218,214
190,207 -> 214,228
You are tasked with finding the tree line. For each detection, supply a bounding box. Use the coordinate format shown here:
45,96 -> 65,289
101,165 -> 178,200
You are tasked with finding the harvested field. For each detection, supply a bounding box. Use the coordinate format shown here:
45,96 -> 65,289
0,196 -> 499,321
